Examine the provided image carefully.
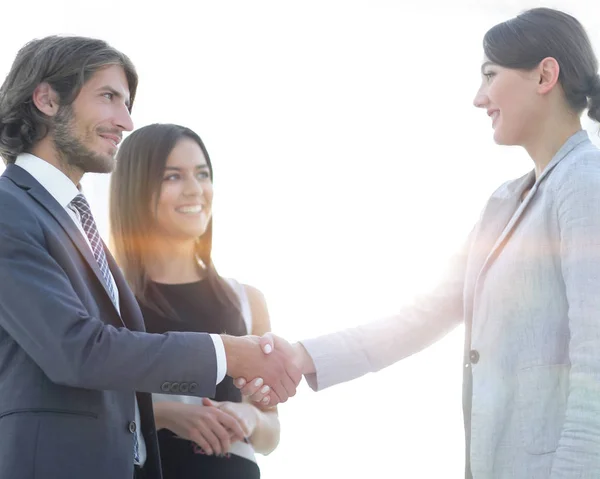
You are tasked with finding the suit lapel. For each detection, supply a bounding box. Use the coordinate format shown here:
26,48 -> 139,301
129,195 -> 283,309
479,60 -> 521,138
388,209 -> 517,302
476,173 -> 535,279
104,249 -> 146,332
461,172 -> 532,330
3,165 -> 122,321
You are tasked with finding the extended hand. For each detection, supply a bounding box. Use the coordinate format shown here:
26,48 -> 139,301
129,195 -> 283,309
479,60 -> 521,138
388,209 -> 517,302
234,333 -> 314,404
222,334 -> 302,406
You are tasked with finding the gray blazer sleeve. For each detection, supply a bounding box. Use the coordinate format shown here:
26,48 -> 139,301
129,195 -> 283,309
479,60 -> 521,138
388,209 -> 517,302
300,235 -> 469,391
0,195 -> 217,397
550,153 -> 600,477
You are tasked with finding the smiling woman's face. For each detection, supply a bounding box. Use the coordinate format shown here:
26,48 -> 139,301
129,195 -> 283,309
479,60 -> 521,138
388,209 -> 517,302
473,58 -> 542,146
153,137 -> 213,241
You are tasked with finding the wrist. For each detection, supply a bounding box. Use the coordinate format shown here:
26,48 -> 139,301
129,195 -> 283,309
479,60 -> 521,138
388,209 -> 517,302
246,402 -> 262,436
222,334 -> 241,377
153,401 -> 174,431
293,342 -> 315,375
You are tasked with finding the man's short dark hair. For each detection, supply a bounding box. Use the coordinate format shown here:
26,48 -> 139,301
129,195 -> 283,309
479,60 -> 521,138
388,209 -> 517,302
0,36 -> 138,164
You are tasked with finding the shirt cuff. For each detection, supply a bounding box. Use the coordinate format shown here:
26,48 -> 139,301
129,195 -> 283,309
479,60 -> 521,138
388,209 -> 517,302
210,334 -> 227,384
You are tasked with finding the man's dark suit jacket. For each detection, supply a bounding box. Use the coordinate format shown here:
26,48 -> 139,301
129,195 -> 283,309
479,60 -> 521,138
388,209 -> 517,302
0,164 -> 219,479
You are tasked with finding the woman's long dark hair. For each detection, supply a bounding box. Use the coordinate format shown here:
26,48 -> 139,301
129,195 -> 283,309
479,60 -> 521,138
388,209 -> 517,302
109,123 -> 240,318
483,7 -> 600,123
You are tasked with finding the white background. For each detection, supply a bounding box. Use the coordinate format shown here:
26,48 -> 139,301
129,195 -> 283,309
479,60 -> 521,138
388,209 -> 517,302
1,1 -> 599,477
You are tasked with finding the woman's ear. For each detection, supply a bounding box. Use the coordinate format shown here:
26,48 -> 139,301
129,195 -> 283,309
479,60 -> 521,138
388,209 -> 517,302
537,57 -> 560,95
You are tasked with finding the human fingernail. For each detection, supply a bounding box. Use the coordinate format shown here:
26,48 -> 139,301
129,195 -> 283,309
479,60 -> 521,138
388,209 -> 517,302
264,344 -> 272,354
235,378 -> 246,388
262,397 -> 269,404
261,385 -> 270,394
254,378 -> 263,387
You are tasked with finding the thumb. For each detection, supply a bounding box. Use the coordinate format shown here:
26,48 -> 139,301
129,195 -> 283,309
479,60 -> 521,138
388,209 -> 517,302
260,332 -> 275,355
202,397 -> 217,407
234,377 -> 247,388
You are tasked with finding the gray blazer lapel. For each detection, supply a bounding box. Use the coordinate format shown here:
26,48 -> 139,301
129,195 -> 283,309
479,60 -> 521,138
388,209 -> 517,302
4,164 -> 122,321
461,171 -> 533,336
477,173 -> 535,278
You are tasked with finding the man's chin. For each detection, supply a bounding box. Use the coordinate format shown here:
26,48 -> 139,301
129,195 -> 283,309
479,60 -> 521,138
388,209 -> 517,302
84,153 -> 117,174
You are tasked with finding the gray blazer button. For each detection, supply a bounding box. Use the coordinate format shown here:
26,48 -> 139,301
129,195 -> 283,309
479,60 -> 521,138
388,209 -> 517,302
161,382 -> 171,392
128,421 -> 137,434
469,350 -> 480,364
189,382 -> 198,394
180,383 -> 189,393
170,382 -> 180,393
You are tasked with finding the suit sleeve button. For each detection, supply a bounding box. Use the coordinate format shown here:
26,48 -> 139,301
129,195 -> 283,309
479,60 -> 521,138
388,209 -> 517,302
161,382 -> 171,392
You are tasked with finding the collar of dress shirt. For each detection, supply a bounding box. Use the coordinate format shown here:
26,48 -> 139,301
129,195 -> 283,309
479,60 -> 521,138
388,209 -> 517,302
14,153 -> 81,207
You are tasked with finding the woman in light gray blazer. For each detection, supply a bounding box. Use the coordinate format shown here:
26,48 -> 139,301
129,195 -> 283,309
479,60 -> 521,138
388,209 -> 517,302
239,7 -> 600,479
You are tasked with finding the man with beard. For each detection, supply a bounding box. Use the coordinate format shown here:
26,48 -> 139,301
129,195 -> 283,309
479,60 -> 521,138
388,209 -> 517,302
0,36 -> 300,479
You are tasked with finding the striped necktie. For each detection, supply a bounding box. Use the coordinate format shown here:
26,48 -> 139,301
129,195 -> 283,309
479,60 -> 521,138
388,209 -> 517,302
69,194 -> 117,305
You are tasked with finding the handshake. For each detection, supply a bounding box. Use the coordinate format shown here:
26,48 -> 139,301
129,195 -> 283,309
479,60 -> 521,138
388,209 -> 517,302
221,333 -> 315,407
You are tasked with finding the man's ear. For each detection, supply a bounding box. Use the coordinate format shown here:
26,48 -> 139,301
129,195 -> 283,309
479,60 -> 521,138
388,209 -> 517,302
32,82 -> 60,117
537,57 -> 560,95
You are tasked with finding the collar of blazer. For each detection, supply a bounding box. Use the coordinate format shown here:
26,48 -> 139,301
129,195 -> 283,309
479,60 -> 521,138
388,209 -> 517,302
476,129 -> 590,289
2,163 -> 146,332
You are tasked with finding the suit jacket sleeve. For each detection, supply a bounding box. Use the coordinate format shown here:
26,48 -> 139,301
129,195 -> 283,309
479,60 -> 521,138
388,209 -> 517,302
300,233 -> 470,391
0,194 -> 218,398
551,153 -> 600,477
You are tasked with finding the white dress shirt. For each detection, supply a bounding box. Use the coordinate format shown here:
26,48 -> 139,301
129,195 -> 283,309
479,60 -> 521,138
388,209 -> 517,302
14,153 -> 227,467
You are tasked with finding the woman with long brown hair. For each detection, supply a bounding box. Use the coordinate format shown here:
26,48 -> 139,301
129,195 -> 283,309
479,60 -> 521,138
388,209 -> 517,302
110,123 -> 279,478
